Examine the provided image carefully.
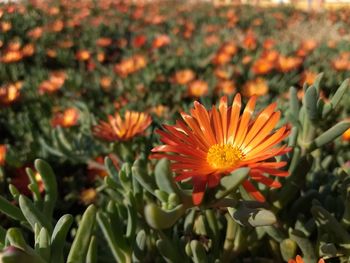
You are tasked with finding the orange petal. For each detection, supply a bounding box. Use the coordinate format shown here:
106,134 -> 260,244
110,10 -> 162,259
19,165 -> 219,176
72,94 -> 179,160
245,126 -> 290,158
227,94 -> 242,143
241,102 -> 277,149
192,176 -> 207,205
242,180 -> 265,202
219,96 -> 228,142
234,96 -> 257,148
243,111 -> 281,153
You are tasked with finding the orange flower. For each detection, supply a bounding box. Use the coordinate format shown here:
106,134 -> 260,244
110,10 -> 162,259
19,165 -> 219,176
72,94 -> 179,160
288,255 -> 325,263
331,57 -> 349,71
243,30 -> 257,50
220,42 -> 238,56
0,82 -> 22,105
27,27 -> 43,39
173,69 -> 196,85
152,34 -> 170,49
187,80 -> 209,98
21,43 -> 35,57
58,40 -> 74,49
114,55 -> 147,77
38,71 -> 66,94
76,50 -> 91,61
151,105 -> 169,118
0,145 -> 6,166
215,80 -> 236,95
133,35 -> 147,48
96,37 -> 112,47
261,50 -> 279,63
343,120 -> 350,141
51,108 -> 79,128
48,20 -> 64,32
100,76 -> 112,91
212,52 -> 232,66
151,95 -> 291,205
242,55 -> 253,65
252,59 -> 274,75
263,39 -> 275,50
1,50 -> 23,63
80,188 -> 97,205
296,40 -> 317,57
214,67 -> 231,80
277,56 -> 302,73
242,78 -> 269,97
97,52 -> 105,63
93,111 -> 152,142
46,49 -> 57,58
300,71 -> 318,86
1,21 -> 12,32
204,35 -> 219,46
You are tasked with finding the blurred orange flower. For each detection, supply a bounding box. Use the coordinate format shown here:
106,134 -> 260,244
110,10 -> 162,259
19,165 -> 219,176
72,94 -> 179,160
288,255 -> 325,263
76,50 -> 91,61
96,37 -> 112,47
21,43 -> 35,57
58,40 -> 74,49
214,67 -> 231,80
38,71 -> 66,94
0,145 -> 6,166
300,71 -> 318,86
173,69 -> 196,85
343,128 -> 350,141
80,188 -> 97,205
331,54 -> 350,71
187,80 -> 209,98
277,56 -> 302,72
242,78 -> 269,97
46,49 -> 57,58
151,105 -> 169,118
1,21 -> 12,32
152,34 -> 171,49
27,27 -> 43,39
133,35 -> 147,48
114,55 -> 147,77
0,82 -> 22,105
213,52 -> 231,66
1,50 -> 23,63
252,59 -> 274,75
93,111 -> 152,142
51,108 -> 80,128
243,30 -> 257,50
48,20 -> 64,32
100,76 -> 112,91
151,95 -> 290,205
263,39 -> 275,50
220,42 -> 238,56
215,80 -> 236,95
296,40 -> 317,57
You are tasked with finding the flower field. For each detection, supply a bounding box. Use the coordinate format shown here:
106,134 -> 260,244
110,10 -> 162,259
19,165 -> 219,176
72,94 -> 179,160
0,0 -> 350,262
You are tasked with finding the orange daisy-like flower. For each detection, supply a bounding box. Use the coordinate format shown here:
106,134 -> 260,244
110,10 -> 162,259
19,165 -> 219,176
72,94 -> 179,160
51,108 -> 80,128
151,94 -> 291,205
0,145 -> 6,166
288,255 -> 325,263
93,111 -> 152,142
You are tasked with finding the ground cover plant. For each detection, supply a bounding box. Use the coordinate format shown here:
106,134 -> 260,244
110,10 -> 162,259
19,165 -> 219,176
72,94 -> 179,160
0,0 -> 350,262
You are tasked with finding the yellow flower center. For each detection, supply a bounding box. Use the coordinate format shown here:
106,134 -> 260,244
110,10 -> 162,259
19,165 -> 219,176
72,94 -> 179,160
207,144 -> 244,169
